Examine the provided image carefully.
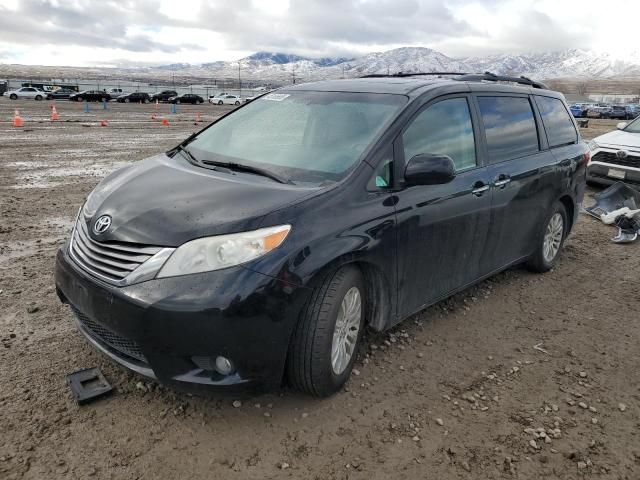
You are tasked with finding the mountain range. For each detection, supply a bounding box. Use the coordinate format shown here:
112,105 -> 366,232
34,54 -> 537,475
144,47 -> 640,83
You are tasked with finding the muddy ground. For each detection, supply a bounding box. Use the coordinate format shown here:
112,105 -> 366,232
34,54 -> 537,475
0,98 -> 638,479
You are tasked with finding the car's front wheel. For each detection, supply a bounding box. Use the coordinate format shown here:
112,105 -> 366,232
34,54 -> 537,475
35,95 -> 43,101
526,202 -> 567,273
218,100 -> 223,105
287,265 -> 365,396
9,94 -> 17,100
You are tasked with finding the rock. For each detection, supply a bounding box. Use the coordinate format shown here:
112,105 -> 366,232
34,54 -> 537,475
26,305 -> 39,314
352,369 -> 360,376
135,382 -> 146,392
280,462 -> 290,469
529,439 -> 538,449
618,403 -> 627,412
577,461 -> 587,469
301,412 -> 308,418
579,371 -> 587,378
551,404 -> 559,412
232,400 -> 242,408
436,418 -> 444,426
412,436 -> 420,442
461,460 -> 471,471
591,417 -> 598,425
578,402 -> 588,409
589,406 -> 597,413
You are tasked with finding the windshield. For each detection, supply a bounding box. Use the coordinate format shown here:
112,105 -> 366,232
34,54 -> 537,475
625,116 -> 640,133
187,90 -> 406,186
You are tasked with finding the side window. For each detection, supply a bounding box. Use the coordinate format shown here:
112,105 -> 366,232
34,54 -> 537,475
367,146 -> 394,190
402,97 -> 477,171
477,96 -> 539,163
535,96 -> 578,148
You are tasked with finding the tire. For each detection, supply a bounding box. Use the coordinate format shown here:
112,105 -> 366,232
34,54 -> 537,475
124,98 -> 130,103
76,97 -> 83,102
218,100 -> 223,105
143,98 -> 148,104
287,265 -> 365,396
35,95 -> 43,101
177,100 -> 181,104
234,101 -> 240,105
526,201 -> 568,273
9,94 -> 17,100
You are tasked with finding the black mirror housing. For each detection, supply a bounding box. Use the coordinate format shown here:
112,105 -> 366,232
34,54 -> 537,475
404,153 -> 456,186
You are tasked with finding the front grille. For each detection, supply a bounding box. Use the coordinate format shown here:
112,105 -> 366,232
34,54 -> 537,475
70,219 -> 162,283
592,151 -> 640,168
71,305 -> 147,363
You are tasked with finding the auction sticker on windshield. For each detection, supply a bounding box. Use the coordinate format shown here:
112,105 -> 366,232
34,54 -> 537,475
263,93 -> 290,101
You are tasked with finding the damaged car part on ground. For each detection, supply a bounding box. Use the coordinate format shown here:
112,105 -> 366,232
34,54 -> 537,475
54,75 -> 588,397
584,181 -> 640,243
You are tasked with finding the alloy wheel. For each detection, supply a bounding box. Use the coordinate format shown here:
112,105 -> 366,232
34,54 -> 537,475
330,286 -> 362,375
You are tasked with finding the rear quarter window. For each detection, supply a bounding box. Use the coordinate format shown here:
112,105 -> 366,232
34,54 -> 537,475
477,96 -> 539,163
535,96 -> 578,148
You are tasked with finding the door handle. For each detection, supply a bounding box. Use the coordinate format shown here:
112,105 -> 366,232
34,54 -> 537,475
494,176 -> 511,188
471,184 -> 490,196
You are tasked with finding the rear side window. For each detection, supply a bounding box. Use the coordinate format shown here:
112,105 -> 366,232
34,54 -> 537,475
477,96 -> 539,163
535,96 -> 578,148
402,97 -> 477,171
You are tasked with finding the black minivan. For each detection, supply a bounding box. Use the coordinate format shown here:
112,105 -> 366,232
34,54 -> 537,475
55,74 -> 588,396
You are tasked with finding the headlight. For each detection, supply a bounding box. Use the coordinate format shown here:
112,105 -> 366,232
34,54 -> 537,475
156,225 -> 291,278
588,140 -> 600,151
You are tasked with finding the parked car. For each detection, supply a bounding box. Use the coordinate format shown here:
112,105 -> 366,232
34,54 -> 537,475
150,90 -> 178,102
587,117 -> 640,188
570,104 -> 584,118
69,90 -> 111,102
243,96 -> 257,104
624,105 -> 640,120
209,94 -> 242,105
116,92 -> 151,103
609,105 -> 629,120
168,93 -> 204,104
107,88 -> 128,97
54,77 -> 587,396
586,106 -> 612,119
46,88 -> 76,100
4,87 -> 47,100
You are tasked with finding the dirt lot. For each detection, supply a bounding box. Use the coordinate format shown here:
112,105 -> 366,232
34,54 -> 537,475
0,99 -> 638,480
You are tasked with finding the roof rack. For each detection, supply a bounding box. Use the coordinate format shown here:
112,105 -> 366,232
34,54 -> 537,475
361,72 -> 468,78
454,72 -> 548,89
360,71 -> 548,89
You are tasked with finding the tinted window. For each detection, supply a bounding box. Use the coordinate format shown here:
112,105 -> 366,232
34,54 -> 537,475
535,96 -> 578,147
478,96 -> 539,163
402,97 -> 476,171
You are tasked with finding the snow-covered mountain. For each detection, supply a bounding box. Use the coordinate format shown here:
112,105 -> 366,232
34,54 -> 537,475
148,47 -> 640,83
463,49 -> 640,79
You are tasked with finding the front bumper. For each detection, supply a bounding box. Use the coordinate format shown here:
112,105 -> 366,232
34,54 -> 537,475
54,246 -> 310,392
587,150 -> 640,189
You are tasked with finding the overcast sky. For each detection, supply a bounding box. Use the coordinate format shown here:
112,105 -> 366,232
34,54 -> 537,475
0,0 -> 638,67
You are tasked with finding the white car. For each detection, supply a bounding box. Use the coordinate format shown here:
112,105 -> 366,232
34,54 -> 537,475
209,94 -> 242,105
4,87 -> 47,100
587,116 -> 640,188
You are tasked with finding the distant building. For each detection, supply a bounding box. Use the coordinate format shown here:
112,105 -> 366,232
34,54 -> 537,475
587,93 -> 639,104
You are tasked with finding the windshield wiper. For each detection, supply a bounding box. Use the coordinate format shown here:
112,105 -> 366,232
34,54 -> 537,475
175,144 -> 198,164
201,160 -> 293,185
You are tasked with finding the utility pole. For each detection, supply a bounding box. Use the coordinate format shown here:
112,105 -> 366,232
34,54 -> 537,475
292,64 -> 296,85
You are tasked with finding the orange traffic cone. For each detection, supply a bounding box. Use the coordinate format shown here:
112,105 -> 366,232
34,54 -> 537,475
13,109 -> 23,127
161,118 -> 169,126
51,105 -> 60,121
100,119 -> 109,127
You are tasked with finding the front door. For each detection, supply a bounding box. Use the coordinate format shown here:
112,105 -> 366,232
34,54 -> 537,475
394,96 -> 492,318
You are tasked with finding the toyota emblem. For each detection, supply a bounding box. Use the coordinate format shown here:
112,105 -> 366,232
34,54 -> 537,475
93,215 -> 112,235
616,150 -> 628,160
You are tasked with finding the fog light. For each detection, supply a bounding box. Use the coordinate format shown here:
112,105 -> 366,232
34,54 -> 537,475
215,356 -> 234,375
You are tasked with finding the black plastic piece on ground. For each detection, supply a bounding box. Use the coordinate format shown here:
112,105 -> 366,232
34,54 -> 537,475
66,367 -> 113,405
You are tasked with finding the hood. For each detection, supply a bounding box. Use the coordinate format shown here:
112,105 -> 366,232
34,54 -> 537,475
83,153 -> 315,247
594,129 -> 640,151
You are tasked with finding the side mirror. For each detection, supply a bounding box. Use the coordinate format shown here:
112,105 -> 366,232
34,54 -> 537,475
617,122 -> 628,130
404,153 -> 456,186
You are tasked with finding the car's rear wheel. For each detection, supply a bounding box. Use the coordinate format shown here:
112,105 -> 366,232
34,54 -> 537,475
234,101 -> 240,105
35,95 -> 43,101
76,96 -> 83,102
124,98 -> 130,103
526,202 -> 567,273
9,94 -> 17,100
287,265 -> 365,396
143,98 -> 148,104
218,100 -> 223,105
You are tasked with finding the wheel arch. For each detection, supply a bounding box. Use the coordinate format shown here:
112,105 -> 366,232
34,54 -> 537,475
557,194 -> 575,236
